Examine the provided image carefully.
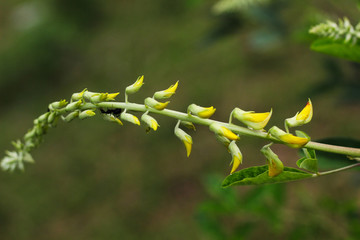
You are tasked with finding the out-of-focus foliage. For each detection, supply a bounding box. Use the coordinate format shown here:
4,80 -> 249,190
197,174 -> 360,239
212,0 -> 270,15
309,18 -> 360,62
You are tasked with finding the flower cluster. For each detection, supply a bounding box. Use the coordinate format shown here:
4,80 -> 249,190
1,76 -> 314,177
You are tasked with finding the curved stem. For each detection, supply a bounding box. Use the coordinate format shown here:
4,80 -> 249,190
315,163 -> 360,176
94,101 -> 360,157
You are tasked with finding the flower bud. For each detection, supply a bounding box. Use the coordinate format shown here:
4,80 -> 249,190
37,112 -> 50,123
71,88 -> 87,101
209,123 -> 239,141
261,144 -> 284,177
268,126 -> 309,148
228,141 -> 242,174
153,81 -> 179,100
141,114 -> 159,131
126,75 -> 144,95
62,111 -> 80,122
102,114 -> 123,125
181,121 -> 196,131
49,99 -> 68,110
231,108 -> 272,130
120,112 -> 140,125
144,97 -> 169,110
65,100 -> 82,112
47,112 -> 57,123
79,110 -> 96,120
174,127 -> 193,157
285,99 -> 313,129
90,93 -> 108,103
187,104 -> 216,118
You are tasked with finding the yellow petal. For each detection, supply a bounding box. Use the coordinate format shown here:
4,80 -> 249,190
150,119 -> 158,131
296,99 -> 312,121
134,75 -> 144,87
114,118 -> 123,125
106,92 -> 120,101
164,81 -> 179,93
154,101 -> 170,110
243,112 -> 271,123
221,126 -> 239,141
230,155 -> 241,174
183,136 -> 192,157
85,110 -> 96,116
133,116 -> 141,125
198,106 -> 216,118
279,134 -> 309,148
268,158 -> 284,177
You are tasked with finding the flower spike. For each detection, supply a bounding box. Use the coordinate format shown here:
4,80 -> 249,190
228,141 -> 242,174
261,144 -> 284,177
154,81 -> 179,100
174,121 -> 193,157
269,126 -> 309,148
285,99 -> 313,131
209,123 -> 239,141
230,108 -> 272,130
187,104 -> 216,118
126,75 -> 144,95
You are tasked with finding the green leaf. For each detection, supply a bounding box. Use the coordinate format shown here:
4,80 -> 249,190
296,157 -> 318,173
222,165 -> 313,187
310,38 -> 360,63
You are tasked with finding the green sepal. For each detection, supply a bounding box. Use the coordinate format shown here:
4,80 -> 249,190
222,165 -> 313,187
295,130 -> 311,140
296,157 -> 318,173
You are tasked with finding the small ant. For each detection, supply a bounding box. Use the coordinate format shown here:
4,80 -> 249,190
99,108 -> 122,118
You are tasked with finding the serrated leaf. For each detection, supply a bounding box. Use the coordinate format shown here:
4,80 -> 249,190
222,165 -> 313,187
296,157 -> 318,173
310,38 -> 360,62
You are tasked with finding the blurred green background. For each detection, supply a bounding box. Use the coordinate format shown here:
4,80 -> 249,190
0,0 -> 360,239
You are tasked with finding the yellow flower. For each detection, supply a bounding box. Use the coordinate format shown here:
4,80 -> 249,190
106,92 -> 120,101
144,97 -> 170,110
261,144 -> 284,177
285,99 -> 313,129
231,108 -> 272,130
187,104 -> 216,118
228,141 -> 242,174
153,81 -> 179,100
141,114 -> 159,131
209,123 -> 239,141
126,75 -> 144,95
174,127 -> 193,157
269,126 -> 309,148
120,112 -> 140,125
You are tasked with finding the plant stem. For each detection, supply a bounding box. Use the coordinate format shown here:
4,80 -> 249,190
315,163 -> 360,176
93,101 -> 360,157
